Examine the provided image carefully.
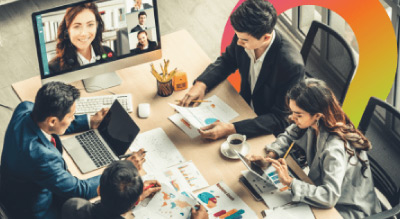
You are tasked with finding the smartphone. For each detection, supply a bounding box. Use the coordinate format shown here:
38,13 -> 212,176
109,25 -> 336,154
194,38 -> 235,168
239,175 -> 262,201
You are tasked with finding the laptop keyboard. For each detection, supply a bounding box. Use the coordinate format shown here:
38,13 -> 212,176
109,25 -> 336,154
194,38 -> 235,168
76,130 -> 115,168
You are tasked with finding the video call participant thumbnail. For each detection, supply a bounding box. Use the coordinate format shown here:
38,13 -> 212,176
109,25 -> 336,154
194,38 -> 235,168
48,3 -> 115,74
131,0 -> 153,12
130,11 -> 148,33
132,30 -> 158,54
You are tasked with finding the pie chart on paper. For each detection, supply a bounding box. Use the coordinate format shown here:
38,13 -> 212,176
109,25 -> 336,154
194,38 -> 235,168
204,118 -> 218,125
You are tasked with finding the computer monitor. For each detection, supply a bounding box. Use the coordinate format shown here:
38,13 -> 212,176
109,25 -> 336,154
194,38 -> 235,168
32,0 -> 161,92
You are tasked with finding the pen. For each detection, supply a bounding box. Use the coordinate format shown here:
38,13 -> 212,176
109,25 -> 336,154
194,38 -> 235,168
175,100 -> 211,103
118,151 -> 147,159
143,184 -> 155,191
283,142 -> 295,159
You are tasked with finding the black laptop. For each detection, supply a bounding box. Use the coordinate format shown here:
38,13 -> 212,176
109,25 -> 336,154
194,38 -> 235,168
63,100 -> 140,173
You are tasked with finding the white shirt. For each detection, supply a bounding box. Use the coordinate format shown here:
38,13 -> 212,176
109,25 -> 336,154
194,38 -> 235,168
139,24 -> 147,30
41,129 -> 52,143
77,45 -> 96,66
244,30 -> 276,108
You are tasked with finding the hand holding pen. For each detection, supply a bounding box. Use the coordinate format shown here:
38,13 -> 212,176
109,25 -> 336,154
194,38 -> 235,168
139,180 -> 161,202
120,148 -> 146,171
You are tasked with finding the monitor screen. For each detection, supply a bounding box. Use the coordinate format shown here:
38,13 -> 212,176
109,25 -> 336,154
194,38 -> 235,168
32,0 -> 161,92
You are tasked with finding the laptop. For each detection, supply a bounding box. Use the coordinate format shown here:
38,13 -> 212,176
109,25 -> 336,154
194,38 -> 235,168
63,100 -> 140,173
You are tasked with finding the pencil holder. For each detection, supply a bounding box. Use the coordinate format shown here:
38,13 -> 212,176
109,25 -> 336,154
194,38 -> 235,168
157,78 -> 174,97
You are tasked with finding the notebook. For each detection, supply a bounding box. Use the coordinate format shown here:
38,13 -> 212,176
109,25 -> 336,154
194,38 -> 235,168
62,100 -> 140,173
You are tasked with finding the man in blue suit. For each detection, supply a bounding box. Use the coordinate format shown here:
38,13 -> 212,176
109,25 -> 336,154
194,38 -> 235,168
0,82 -> 144,218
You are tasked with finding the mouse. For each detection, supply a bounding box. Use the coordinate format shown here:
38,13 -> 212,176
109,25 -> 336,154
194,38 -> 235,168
138,103 -> 150,118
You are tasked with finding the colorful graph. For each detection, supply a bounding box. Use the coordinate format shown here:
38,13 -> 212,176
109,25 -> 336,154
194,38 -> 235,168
205,118 -> 218,125
214,209 -> 245,219
198,191 -> 218,208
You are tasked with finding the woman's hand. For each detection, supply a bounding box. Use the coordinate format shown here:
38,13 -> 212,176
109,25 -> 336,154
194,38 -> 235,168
266,158 -> 293,186
246,151 -> 277,169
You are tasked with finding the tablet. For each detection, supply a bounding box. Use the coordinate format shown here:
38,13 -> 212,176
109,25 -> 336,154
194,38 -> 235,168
234,150 -> 275,187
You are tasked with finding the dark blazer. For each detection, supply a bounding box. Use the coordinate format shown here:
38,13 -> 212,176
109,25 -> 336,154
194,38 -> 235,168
48,46 -> 115,74
132,40 -> 158,54
196,30 -> 305,137
0,102 -> 100,219
130,24 -> 146,33
62,198 -> 123,219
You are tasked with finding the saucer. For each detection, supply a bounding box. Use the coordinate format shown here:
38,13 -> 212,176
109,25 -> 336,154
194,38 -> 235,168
220,141 -> 250,159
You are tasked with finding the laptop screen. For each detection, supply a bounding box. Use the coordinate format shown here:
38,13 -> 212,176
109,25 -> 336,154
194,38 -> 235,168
98,100 -> 140,156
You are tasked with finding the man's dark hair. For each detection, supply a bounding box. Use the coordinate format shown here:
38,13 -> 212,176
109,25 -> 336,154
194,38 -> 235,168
31,81 -> 80,122
138,11 -> 147,19
99,160 -> 143,216
230,0 -> 277,39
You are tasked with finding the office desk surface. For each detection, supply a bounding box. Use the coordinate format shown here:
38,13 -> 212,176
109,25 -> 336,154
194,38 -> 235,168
12,30 -> 341,219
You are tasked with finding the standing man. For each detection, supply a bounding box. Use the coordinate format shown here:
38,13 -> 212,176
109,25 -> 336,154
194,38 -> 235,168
180,0 -> 304,140
0,82 -> 145,218
130,11 -> 147,33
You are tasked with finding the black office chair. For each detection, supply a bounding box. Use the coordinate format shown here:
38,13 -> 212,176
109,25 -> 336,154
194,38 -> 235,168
358,97 -> 400,219
290,20 -> 358,169
301,20 -> 356,104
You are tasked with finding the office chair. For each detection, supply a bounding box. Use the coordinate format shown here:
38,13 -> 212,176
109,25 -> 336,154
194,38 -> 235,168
358,97 -> 400,219
290,20 -> 358,169
301,20 -> 356,104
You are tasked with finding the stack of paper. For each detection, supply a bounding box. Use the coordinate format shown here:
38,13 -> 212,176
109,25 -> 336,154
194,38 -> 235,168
193,181 -> 257,219
262,203 -> 315,219
169,95 -> 239,138
133,183 -> 197,219
162,161 -> 209,196
129,128 -> 185,174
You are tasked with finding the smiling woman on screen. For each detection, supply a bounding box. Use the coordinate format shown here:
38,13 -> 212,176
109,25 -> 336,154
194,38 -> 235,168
48,3 -> 115,74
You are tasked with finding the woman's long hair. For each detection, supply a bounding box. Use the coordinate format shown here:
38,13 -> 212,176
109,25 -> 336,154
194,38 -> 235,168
136,30 -> 149,50
287,78 -> 371,177
52,3 -> 105,71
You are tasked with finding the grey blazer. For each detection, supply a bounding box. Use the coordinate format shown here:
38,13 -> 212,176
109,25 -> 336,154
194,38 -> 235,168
267,124 -> 381,219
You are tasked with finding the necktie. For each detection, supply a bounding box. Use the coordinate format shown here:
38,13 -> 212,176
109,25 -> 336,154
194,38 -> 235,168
50,136 -> 57,148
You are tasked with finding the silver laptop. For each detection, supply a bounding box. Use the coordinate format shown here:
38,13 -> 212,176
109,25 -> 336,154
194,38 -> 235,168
63,100 -> 140,173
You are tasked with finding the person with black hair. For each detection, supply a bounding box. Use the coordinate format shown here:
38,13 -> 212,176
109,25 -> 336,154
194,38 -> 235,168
248,78 -> 381,218
180,0 -> 304,140
0,82 -> 145,219
61,160 -> 208,219
130,11 -> 147,33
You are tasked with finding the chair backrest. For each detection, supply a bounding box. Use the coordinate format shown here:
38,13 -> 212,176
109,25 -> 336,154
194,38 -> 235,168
358,97 -> 400,212
301,20 -> 357,104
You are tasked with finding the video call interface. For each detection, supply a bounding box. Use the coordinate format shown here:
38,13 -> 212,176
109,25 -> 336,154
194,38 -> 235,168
33,0 -> 160,77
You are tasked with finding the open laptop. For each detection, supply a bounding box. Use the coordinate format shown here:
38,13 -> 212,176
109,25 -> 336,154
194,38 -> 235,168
63,100 -> 140,173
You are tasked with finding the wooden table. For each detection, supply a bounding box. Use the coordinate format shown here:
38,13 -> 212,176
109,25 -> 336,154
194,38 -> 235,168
12,30 -> 341,219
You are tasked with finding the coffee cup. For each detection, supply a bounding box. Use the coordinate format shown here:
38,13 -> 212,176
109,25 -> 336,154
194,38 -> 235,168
227,134 -> 246,153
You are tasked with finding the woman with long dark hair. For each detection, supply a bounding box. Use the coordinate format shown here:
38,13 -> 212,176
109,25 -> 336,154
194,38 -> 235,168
48,3 -> 114,74
132,30 -> 157,54
249,78 -> 381,218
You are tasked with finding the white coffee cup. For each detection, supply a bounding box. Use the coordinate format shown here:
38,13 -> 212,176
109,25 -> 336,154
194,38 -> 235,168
227,134 -> 246,153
